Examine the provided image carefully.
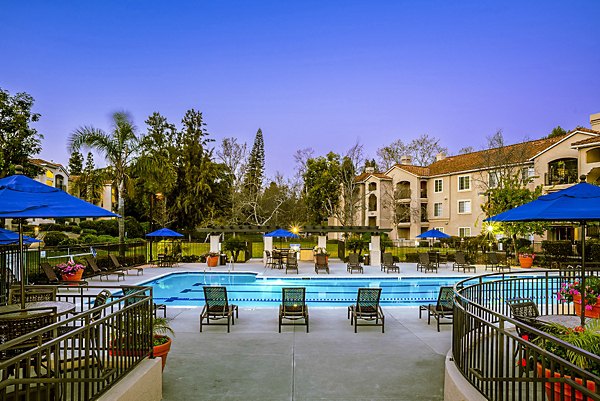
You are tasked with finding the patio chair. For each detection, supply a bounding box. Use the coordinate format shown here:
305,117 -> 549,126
348,288 -> 384,333
279,287 -> 309,333
285,252 -> 299,274
486,252 -> 510,271
9,285 -> 57,303
110,254 -> 143,275
346,253 -> 363,274
452,252 -> 476,273
200,286 -> 239,333
382,253 -> 399,273
85,255 -> 124,281
506,298 -> 543,363
419,286 -> 454,332
314,254 -> 329,274
417,253 -> 437,273
41,262 -> 88,286
121,285 -> 167,318
264,250 -> 277,268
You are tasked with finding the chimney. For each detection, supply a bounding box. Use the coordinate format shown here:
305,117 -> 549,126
365,166 -> 375,174
591,112 -> 600,132
436,152 -> 446,162
400,155 -> 412,165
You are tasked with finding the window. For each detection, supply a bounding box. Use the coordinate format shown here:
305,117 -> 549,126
433,202 -> 442,217
458,200 -> 471,214
434,179 -> 443,193
434,227 -> 444,233
368,182 -> 377,191
488,172 -> 498,188
368,194 -> 377,212
521,167 -> 535,183
458,227 -> 471,237
458,175 -> 470,191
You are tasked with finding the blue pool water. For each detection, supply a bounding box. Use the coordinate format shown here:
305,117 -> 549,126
142,272 -> 482,307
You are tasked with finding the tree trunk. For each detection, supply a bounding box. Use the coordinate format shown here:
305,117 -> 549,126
118,181 -> 125,257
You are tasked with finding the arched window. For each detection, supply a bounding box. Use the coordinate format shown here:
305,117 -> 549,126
395,181 -> 411,199
547,158 -> 578,185
586,148 -> 600,164
368,194 -> 377,212
55,174 -> 65,191
368,182 -> 377,191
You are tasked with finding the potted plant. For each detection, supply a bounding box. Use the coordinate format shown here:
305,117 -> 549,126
518,248 -> 535,268
313,246 -> 329,263
533,320 -> 600,400
55,260 -> 86,281
558,276 -> 600,318
153,317 -> 174,371
206,252 -> 219,267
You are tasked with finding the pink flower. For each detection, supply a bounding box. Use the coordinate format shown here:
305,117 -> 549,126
586,304 -> 593,311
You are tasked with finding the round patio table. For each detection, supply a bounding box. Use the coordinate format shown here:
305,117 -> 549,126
0,301 -> 75,320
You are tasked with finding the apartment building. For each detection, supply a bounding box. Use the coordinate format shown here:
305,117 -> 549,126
340,113 -> 600,240
30,158 -> 69,192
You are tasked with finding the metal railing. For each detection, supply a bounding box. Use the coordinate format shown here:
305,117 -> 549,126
453,270 -> 600,400
0,285 -> 153,400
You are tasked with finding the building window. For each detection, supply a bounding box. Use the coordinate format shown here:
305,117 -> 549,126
521,167 -> 535,183
488,172 -> 498,188
458,175 -> 470,191
368,194 -> 377,212
368,182 -> 377,191
458,200 -> 471,214
434,179 -> 443,193
459,227 -> 471,237
396,181 -> 411,199
368,216 -> 377,227
434,227 -> 444,233
433,202 -> 442,217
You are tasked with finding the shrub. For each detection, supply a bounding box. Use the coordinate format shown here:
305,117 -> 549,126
181,255 -> 200,263
125,216 -> 144,240
346,238 -> 367,254
59,238 -> 80,246
96,220 -> 119,236
223,237 -> 246,262
79,220 -> 96,230
541,240 -> 573,262
81,228 -> 98,235
44,231 -> 68,246
97,235 -> 118,243
79,234 -> 99,244
41,223 -> 65,232
66,225 -> 82,234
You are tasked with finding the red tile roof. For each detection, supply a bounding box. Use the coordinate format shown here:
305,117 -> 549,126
392,165 -> 430,176
354,172 -> 392,182
29,158 -> 65,169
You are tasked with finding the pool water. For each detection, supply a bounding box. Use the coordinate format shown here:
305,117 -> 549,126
143,272 -> 478,307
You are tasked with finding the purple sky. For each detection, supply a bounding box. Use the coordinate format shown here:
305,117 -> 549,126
1,1 -> 599,177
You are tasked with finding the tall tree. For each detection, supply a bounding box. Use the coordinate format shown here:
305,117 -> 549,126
547,125 -> 567,138
303,152 -> 341,224
216,137 -> 248,224
408,133 -> 447,166
68,151 -> 84,175
376,139 -> 408,171
243,128 -> 265,196
0,87 -> 43,177
72,152 -> 105,204
68,111 -> 141,252
336,143 -> 364,227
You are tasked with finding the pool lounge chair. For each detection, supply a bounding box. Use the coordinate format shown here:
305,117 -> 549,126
279,287 -> 309,333
382,253 -> 399,273
85,255 -> 125,282
485,252 -> 510,272
200,286 -> 239,333
419,286 -> 454,332
348,288 -> 384,333
110,254 -> 143,275
346,253 -> 363,274
314,254 -> 329,274
285,252 -> 299,274
41,262 -> 88,286
121,285 -> 167,318
452,252 -> 476,273
417,253 -> 437,273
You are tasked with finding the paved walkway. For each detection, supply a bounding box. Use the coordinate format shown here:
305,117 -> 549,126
103,259 -> 527,400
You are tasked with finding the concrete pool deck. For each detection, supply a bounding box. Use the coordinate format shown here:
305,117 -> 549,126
111,259 -> 530,400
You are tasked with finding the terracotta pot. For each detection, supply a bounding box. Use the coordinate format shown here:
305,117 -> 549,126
207,255 -> 219,267
572,294 -> 600,319
537,363 -> 596,401
519,256 -> 534,268
61,269 -> 84,281
108,338 -> 149,357
153,336 -> 172,371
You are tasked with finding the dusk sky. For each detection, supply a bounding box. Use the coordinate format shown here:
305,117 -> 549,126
1,1 -> 599,177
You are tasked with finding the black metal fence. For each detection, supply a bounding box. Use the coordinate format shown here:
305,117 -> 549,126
453,270 -> 600,400
0,285 -> 153,401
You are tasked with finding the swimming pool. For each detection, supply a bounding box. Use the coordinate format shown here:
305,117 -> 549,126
143,272 -> 484,307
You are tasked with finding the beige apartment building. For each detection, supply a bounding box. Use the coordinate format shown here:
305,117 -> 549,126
337,113 -> 600,241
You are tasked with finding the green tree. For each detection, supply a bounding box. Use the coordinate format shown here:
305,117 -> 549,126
547,125 -> 567,138
243,128 -> 265,196
68,111 -> 141,253
0,87 -> 43,177
303,152 -> 341,224
68,151 -> 84,175
72,152 -> 106,204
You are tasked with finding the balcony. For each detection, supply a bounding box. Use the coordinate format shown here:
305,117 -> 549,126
395,189 -> 411,200
545,159 -> 578,186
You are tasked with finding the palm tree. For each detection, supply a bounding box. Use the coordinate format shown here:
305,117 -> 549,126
68,112 -> 140,253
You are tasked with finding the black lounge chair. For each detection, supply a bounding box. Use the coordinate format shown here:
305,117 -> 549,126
346,253 -> 363,274
452,252 -> 476,273
41,262 -> 88,286
85,255 -> 124,281
265,250 -> 277,268
279,287 -> 309,333
110,254 -> 143,275
348,288 -> 384,333
485,252 -> 510,271
419,286 -> 454,331
382,253 -> 399,273
417,253 -> 437,273
314,254 -> 329,274
121,285 -> 167,318
200,286 -> 238,333
285,252 -> 299,274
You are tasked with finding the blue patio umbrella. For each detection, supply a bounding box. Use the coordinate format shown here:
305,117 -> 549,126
264,228 -> 299,238
0,228 -> 40,245
146,228 -> 184,238
0,172 -> 118,308
486,176 -> 600,325
416,229 -> 451,239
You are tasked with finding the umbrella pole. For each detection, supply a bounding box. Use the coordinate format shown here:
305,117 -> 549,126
580,222 -> 587,327
19,219 -> 25,310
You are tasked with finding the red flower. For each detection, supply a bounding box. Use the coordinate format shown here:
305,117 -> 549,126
521,334 -> 529,341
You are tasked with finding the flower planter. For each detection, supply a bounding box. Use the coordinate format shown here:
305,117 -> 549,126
153,336 -> 172,371
519,256 -> 534,268
108,338 -> 150,358
537,363 -> 596,401
207,256 -> 219,267
572,294 -> 600,319
61,269 -> 84,281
